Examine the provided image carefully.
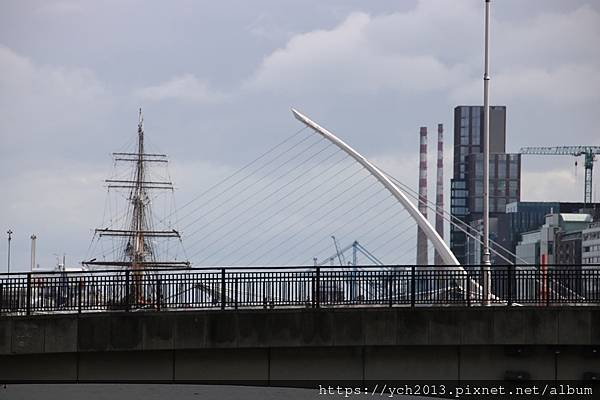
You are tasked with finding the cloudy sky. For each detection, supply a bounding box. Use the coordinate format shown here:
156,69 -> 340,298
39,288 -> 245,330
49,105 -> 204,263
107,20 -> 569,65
1,0 -> 599,271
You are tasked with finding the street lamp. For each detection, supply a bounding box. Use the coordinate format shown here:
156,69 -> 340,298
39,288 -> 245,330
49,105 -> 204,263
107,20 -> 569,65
7,229 -> 13,274
482,0 -> 492,305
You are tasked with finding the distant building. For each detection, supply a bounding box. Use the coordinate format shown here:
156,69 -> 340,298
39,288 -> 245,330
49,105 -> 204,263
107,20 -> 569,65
496,202 -> 600,264
582,222 -> 600,298
582,222 -> 600,265
450,105 -> 511,264
464,153 -> 521,265
515,230 -> 541,265
515,213 -> 593,266
466,153 -> 520,215
556,230 -> 583,267
515,213 -> 593,297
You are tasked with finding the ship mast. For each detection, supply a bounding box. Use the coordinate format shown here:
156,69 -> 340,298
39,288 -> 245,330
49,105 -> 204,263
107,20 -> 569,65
131,109 -> 148,272
84,109 -> 189,270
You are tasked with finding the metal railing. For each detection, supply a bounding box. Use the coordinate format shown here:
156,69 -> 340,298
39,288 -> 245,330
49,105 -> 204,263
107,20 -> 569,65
0,265 -> 599,315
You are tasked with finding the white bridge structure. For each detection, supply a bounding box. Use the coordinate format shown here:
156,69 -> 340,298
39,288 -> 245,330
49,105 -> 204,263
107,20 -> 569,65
291,108 -> 459,266
290,109 -> 501,302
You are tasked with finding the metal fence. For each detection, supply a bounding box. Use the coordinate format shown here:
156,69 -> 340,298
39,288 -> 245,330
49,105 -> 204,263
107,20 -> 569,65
1,265 -> 599,315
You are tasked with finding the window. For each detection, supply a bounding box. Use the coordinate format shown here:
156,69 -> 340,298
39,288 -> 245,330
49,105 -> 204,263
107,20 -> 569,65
475,160 -> 483,178
474,180 -> 483,195
509,157 -> 519,177
498,158 -> 506,178
452,207 -> 468,215
471,114 -> 480,145
509,180 -> 518,197
461,128 -> 469,144
497,198 -> 506,212
496,180 -> 506,195
452,180 -> 466,189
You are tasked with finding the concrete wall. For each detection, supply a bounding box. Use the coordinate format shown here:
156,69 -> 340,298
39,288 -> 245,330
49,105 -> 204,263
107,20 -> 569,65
0,307 -> 598,382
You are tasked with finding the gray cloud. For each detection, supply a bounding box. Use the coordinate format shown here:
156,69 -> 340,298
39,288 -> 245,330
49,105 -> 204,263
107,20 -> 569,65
136,74 -> 228,104
1,0 -> 599,270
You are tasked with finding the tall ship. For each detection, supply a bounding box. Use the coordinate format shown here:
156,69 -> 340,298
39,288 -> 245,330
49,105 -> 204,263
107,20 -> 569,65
83,110 -> 189,273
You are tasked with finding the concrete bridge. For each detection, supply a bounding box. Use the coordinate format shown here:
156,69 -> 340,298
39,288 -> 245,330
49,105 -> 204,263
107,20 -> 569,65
1,307 -> 599,383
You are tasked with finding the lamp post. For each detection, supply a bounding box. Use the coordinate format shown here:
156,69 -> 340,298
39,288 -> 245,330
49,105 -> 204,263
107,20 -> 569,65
7,229 -> 13,274
482,0 -> 492,305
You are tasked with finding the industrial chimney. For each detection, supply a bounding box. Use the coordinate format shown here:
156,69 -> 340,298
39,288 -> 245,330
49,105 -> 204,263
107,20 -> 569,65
416,127 -> 428,265
30,234 -> 37,271
434,124 -> 444,265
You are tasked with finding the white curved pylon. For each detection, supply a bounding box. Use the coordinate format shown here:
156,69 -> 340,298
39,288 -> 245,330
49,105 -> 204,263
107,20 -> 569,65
291,108 -> 460,266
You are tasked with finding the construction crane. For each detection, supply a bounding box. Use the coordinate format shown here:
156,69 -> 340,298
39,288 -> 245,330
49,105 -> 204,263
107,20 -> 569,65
519,146 -> 600,204
317,239 -> 384,267
331,236 -> 347,266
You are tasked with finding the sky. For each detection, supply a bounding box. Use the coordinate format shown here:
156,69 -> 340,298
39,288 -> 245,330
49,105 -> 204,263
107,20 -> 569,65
1,0 -> 599,271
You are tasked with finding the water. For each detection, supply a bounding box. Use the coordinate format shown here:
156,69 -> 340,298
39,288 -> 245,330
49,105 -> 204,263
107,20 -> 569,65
0,384 -> 435,400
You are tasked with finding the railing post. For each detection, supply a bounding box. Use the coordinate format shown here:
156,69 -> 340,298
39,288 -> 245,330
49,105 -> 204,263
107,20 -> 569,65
466,273 -> 472,307
26,273 -> 32,316
507,265 -> 513,306
480,265 -> 485,306
78,279 -> 83,314
546,268 -> 551,307
125,270 -> 130,312
315,266 -> 321,309
0,283 -> 3,315
234,277 -> 239,310
410,266 -> 416,307
156,278 -> 162,312
310,276 -> 316,308
221,268 -> 226,310
388,270 -> 393,307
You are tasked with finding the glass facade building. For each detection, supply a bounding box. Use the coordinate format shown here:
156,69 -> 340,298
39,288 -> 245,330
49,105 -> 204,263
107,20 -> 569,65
450,105 -> 514,264
466,153 -> 521,215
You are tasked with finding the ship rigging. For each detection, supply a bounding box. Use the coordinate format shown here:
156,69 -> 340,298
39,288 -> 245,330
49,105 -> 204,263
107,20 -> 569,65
84,109 -> 189,271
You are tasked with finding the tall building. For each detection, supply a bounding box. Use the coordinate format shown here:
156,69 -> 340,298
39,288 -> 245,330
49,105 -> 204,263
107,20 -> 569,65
452,106 -> 506,182
450,105 -> 518,264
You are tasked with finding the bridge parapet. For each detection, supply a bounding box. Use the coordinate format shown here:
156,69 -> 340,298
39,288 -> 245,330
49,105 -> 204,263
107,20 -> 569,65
1,307 -> 599,355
